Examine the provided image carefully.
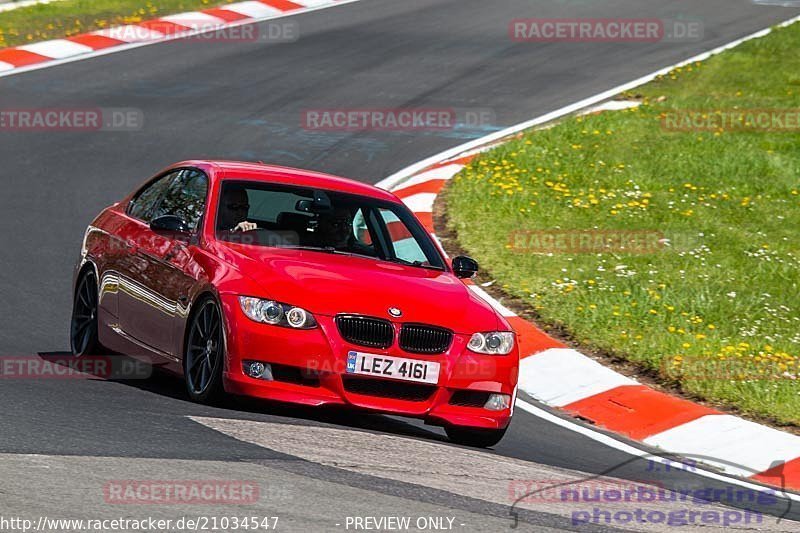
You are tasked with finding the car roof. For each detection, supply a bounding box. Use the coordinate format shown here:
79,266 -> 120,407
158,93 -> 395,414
172,160 -> 401,203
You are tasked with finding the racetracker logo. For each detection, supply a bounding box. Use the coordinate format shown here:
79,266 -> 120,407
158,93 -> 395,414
0,109 -> 143,132
509,18 -> 703,43
303,357 -> 498,379
0,355 -> 151,380
508,230 -> 667,254
103,480 -> 260,505
662,353 -> 798,382
662,109 -> 800,132
102,20 -> 300,43
301,108 -> 495,131
302,109 -> 454,131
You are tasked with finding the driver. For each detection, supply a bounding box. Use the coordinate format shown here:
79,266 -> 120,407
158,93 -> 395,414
317,207 -> 353,249
218,185 -> 257,232
316,208 -> 376,256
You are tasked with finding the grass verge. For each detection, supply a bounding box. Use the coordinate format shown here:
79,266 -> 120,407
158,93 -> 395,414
0,0 -> 237,48
445,22 -> 800,426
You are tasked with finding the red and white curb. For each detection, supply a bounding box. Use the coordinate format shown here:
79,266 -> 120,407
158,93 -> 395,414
379,66 -> 800,497
0,0 -> 352,75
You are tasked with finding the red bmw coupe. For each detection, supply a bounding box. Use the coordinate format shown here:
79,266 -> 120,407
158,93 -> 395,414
71,161 -> 519,447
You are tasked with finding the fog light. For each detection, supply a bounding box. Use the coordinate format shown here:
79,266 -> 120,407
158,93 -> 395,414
484,393 -> 511,411
244,361 -> 273,380
248,362 -> 265,378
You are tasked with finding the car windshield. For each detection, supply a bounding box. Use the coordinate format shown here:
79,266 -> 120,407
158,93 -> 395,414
215,180 -> 446,270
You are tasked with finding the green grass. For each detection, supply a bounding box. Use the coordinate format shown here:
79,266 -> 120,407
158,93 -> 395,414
0,0 -> 237,48
445,22 -> 800,426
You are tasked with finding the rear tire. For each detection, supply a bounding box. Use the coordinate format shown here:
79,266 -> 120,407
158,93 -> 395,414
445,425 -> 507,448
183,297 -> 226,404
70,270 -> 102,356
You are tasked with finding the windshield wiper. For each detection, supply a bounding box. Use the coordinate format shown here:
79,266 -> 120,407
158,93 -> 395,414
385,257 -> 444,271
279,245 -> 336,253
279,246 -> 443,270
278,245 -> 374,260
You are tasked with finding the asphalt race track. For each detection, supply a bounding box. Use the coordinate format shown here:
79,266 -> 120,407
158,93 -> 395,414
1,0 -> 800,530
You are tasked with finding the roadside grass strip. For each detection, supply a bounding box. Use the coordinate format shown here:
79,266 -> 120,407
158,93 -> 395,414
445,21 -> 800,428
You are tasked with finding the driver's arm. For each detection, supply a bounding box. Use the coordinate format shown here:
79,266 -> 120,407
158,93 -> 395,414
232,221 -> 257,232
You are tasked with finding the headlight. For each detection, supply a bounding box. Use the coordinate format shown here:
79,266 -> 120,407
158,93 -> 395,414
467,331 -> 515,355
238,296 -> 317,329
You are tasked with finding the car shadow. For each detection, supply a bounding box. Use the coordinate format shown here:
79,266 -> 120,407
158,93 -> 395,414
37,351 -> 450,444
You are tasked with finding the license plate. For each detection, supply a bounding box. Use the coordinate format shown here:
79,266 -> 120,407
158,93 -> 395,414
346,351 -> 440,385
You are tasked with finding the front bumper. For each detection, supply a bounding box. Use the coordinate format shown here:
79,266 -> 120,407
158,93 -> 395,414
219,294 -> 517,430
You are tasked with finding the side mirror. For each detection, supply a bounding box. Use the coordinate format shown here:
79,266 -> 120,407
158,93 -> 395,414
452,255 -> 479,279
150,215 -> 191,238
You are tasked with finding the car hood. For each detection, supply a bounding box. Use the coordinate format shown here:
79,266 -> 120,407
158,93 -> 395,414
221,245 -> 502,333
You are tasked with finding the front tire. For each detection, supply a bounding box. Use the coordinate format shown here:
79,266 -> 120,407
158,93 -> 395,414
71,269 -> 101,356
445,425 -> 507,448
183,297 -> 226,404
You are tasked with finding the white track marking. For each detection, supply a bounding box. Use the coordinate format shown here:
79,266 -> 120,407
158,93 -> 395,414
644,415 -> 800,478
222,1 -> 284,18
580,100 -> 642,114
519,348 -> 637,407
17,39 -> 93,59
0,61 -> 13,71
93,26 -> 165,42
159,12 -> 227,29
391,164 -> 465,192
399,192 -> 437,213
292,0 -> 335,6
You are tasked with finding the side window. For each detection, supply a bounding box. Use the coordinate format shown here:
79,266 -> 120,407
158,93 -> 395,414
352,208 -> 372,246
153,170 -> 208,230
127,171 -> 179,222
377,208 -> 428,264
